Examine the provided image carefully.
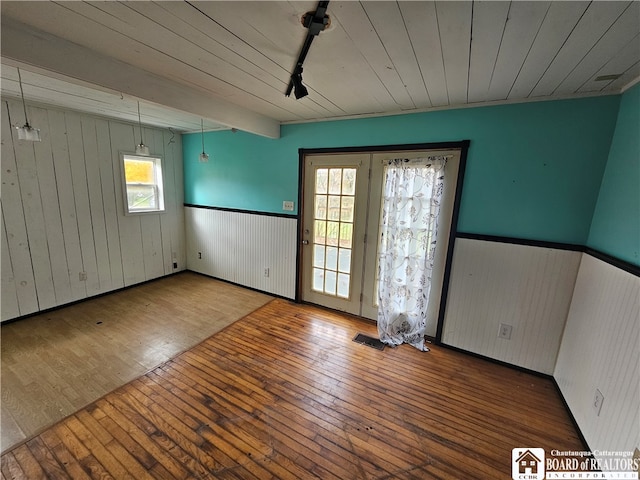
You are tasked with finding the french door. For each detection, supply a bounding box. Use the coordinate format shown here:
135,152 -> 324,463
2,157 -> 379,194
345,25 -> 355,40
300,149 -> 461,326
300,153 -> 373,317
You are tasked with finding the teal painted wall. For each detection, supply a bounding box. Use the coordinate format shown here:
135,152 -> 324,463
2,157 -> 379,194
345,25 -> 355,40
184,95 -> 620,244
587,84 -> 640,266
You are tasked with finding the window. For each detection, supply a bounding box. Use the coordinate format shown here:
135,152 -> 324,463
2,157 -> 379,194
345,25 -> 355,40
121,153 -> 165,214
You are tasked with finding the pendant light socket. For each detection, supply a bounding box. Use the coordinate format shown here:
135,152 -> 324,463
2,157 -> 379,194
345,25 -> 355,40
136,143 -> 150,156
16,123 -> 41,142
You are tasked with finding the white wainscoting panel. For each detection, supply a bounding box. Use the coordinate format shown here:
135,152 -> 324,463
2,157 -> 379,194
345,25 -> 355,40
185,207 -> 297,299
555,254 -> 639,455
0,99 -> 186,322
442,238 -> 582,374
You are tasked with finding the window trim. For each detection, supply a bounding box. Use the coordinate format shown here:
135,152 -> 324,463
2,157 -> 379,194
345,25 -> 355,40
120,152 -> 166,215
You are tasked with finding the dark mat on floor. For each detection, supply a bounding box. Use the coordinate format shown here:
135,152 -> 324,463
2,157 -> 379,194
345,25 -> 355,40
352,333 -> 385,351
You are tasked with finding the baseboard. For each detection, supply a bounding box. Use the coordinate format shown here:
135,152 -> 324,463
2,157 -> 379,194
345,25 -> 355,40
1,270 -> 186,325
186,270 -> 295,302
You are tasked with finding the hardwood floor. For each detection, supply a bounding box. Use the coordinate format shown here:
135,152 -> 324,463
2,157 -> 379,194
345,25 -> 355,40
1,272 -> 272,452
1,296 -> 584,479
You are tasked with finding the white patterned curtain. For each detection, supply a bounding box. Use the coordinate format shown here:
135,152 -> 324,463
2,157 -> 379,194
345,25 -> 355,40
377,157 -> 447,351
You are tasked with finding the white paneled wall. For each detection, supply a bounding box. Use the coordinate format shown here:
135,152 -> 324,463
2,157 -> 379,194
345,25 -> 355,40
555,254 -> 639,454
442,238 -> 582,374
185,207 -> 297,299
1,99 -> 185,322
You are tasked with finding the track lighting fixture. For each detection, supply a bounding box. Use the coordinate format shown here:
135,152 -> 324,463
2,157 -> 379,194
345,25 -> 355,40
285,1 -> 330,100
14,68 -> 41,142
135,101 -> 150,156
199,119 -> 209,162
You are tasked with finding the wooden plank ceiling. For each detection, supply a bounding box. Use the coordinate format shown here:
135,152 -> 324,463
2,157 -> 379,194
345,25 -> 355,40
1,1 -> 639,136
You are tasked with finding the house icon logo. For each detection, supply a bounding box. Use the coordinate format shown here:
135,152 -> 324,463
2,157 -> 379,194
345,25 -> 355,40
512,448 -> 545,480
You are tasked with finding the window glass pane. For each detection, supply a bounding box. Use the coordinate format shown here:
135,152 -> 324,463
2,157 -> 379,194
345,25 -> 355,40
313,268 -> 324,292
325,246 -> 338,271
338,248 -> 351,273
316,169 -> 328,194
313,245 -> 325,269
315,195 -> 327,220
127,185 -> 157,210
324,271 -> 337,295
329,169 -> 342,194
337,273 -> 350,298
342,169 -> 356,195
326,221 -> 339,246
327,196 -> 341,221
340,196 -> 354,222
124,159 -> 154,184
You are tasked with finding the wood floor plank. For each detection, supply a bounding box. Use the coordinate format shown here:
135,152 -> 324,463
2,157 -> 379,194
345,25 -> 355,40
95,398 -> 190,479
38,428 -> 91,480
91,406 -> 157,471
24,437 -> 67,480
1,452 -> 25,480
1,272 -> 272,452
64,415 -> 135,480
10,445 -> 46,480
1,297 -> 586,479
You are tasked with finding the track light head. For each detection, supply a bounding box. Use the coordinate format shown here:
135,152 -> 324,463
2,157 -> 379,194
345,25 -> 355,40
291,68 -> 308,100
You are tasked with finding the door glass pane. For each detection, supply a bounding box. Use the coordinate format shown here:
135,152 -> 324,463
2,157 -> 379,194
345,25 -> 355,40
313,268 -> 324,291
339,223 -> 353,248
314,220 -> 326,245
315,195 -> 327,219
329,169 -> 342,194
327,196 -> 341,220
342,169 -> 356,195
311,166 -> 356,299
337,273 -> 350,298
340,196 -> 354,222
326,221 -> 340,247
316,169 -> 328,194
338,248 -> 351,273
325,271 -> 337,295
325,246 -> 338,271
313,245 -> 325,269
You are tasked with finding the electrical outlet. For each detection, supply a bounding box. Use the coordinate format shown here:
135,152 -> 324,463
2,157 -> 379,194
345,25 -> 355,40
79,272 -> 87,281
264,268 -> 270,277
498,323 -> 512,340
173,262 -> 178,269
593,389 -> 604,416
282,201 -> 294,211
198,252 -> 202,259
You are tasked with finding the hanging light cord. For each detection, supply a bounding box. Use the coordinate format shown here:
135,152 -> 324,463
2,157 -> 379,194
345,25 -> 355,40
137,101 -> 144,145
201,119 -> 205,154
17,68 -> 31,127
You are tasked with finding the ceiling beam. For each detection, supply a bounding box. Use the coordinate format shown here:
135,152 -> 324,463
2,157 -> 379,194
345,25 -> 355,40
1,18 -> 281,139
